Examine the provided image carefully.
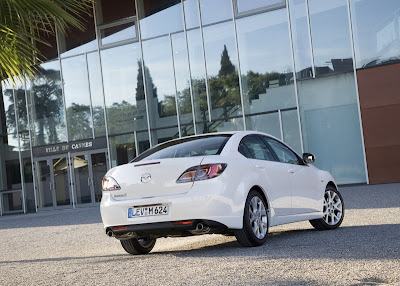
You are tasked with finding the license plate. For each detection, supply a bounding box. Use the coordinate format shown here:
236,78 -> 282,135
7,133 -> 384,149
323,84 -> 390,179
128,205 -> 169,218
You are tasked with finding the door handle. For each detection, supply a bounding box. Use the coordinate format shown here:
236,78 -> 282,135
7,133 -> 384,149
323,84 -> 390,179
288,169 -> 294,174
255,164 -> 265,170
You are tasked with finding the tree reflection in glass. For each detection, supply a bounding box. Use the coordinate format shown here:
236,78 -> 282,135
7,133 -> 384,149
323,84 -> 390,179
27,62 -> 67,146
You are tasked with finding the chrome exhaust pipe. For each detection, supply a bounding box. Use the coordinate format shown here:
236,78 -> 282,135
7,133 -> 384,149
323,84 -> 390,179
106,229 -> 113,237
196,223 -> 204,231
190,222 -> 210,235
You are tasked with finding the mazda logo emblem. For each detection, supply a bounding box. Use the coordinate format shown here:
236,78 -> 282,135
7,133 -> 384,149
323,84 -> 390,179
141,173 -> 151,183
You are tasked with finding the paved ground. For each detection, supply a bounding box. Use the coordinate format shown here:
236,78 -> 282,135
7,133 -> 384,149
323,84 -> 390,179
0,183 -> 399,286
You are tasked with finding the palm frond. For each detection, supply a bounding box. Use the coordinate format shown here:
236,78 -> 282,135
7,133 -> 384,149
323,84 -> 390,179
0,0 -> 92,84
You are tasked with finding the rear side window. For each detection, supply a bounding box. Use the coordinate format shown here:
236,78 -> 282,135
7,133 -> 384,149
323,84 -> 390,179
239,136 -> 275,161
132,135 -> 231,162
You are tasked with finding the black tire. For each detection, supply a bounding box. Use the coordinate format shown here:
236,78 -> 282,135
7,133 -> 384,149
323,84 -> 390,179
310,186 -> 344,230
235,190 -> 269,247
120,237 -> 156,255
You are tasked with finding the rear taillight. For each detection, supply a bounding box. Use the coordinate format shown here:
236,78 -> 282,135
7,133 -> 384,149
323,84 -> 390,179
102,176 -> 121,191
177,164 -> 227,183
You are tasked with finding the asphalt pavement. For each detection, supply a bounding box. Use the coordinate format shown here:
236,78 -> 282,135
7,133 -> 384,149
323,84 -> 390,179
0,183 -> 399,285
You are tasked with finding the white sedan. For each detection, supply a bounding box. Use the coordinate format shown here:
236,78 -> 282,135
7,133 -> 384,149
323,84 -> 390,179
100,131 -> 344,254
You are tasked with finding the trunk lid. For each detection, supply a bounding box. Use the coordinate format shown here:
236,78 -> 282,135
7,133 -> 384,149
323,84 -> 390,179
107,157 -> 203,201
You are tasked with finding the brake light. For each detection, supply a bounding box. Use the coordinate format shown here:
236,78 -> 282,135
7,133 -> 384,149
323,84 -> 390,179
177,164 -> 227,183
102,176 -> 121,191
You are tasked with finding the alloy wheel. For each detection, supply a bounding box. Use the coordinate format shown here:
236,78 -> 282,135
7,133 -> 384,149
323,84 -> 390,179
249,196 -> 268,239
322,190 -> 343,226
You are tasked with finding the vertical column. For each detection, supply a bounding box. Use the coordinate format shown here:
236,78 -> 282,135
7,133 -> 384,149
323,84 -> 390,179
93,0 -> 112,169
181,0 -> 197,135
136,0 -> 154,147
346,0 -> 369,184
286,0 -> 305,153
230,0 -> 247,130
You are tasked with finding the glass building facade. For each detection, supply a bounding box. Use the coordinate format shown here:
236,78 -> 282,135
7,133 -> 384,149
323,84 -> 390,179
1,0 -> 399,215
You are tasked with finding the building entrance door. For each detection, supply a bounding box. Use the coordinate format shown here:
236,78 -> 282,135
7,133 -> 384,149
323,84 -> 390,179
35,155 -> 72,209
34,149 -> 108,209
71,149 -> 108,206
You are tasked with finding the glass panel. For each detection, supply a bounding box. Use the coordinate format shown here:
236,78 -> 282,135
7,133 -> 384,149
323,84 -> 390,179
59,10 -> 97,57
281,109 -> 302,154
28,61 -> 67,146
350,0 -> 400,68
265,137 -> 301,164
36,160 -> 53,208
2,191 -> 23,212
1,80 -> 16,134
97,0 -> 136,25
297,72 -> 367,184
241,136 -> 275,161
137,131 -> 150,154
203,22 -> 242,124
87,52 -> 106,138
308,0 -> 353,76
245,112 -> 281,139
13,82 -> 29,133
236,10 -> 297,115
237,0 -> 285,14
18,131 -> 30,152
62,55 -> 93,141
207,117 -> 244,133
139,0 -> 183,39
73,154 -> 91,204
199,0 -> 232,26
0,135 -> 21,191
171,32 -> 194,136
53,157 -> 70,206
152,127 -> 180,146
135,134 -> 231,161
183,0 -> 200,29
91,153 -> 107,202
100,22 -> 137,45
288,0 -> 313,79
22,157 -> 35,212
142,36 -> 179,144
109,133 -> 136,167
101,43 -> 148,135
187,28 -> 209,131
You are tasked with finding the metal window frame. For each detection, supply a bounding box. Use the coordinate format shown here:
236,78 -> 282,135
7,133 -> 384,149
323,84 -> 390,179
97,17 -> 139,49
197,0 -> 212,122
346,0 -> 369,184
93,0 -> 112,171
0,189 -> 25,214
286,0 -> 305,153
23,79 -> 38,213
169,33 -> 182,138
234,0 -> 286,19
230,0 -> 247,130
181,0 -> 198,135
12,87 -> 27,214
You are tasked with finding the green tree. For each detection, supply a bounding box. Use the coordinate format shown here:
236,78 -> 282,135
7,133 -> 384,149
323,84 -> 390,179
0,0 -> 91,83
0,0 -> 91,145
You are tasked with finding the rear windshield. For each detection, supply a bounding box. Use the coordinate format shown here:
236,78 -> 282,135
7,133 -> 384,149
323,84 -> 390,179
131,135 -> 232,162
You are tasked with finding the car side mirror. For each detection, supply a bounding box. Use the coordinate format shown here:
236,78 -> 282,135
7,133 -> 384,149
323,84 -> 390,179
303,153 -> 316,164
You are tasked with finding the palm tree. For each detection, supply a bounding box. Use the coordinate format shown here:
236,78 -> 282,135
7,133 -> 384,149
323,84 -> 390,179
0,0 -> 91,84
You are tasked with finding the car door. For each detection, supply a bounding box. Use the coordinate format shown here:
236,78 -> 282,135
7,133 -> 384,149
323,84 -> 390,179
263,137 -> 321,215
239,135 -> 292,216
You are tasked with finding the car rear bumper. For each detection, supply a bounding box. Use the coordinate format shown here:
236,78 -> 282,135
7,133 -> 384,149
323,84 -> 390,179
100,180 -> 243,230
106,219 -> 228,239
